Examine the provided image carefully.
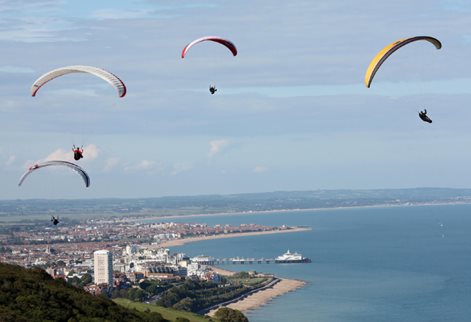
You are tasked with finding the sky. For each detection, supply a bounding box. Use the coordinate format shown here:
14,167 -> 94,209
1,0 -> 471,199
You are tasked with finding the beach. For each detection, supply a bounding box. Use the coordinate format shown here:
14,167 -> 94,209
207,266 -> 306,315
158,234 -> 307,316
157,227 -> 311,248
156,227 -> 309,315
214,278 -> 305,314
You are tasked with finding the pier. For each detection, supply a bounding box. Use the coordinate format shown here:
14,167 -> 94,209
191,256 -> 311,265
215,257 -> 275,265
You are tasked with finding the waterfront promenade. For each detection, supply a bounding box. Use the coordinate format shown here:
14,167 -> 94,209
156,226 -> 310,315
156,227 -> 310,315
207,268 -> 306,315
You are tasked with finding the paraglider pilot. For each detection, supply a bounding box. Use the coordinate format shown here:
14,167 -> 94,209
51,216 -> 59,225
72,145 -> 84,160
209,85 -> 217,95
418,109 -> 432,123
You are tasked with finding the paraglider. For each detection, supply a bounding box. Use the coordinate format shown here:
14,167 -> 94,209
18,160 -> 90,188
31,65 -> 127,97
209,85 -> 217,95
181,36 -> 238,58
365,36 -> 442,88
72,145 -> 84,161
419,109 -> 432,123
51,216 -> 59,225
182,36 -> 237,93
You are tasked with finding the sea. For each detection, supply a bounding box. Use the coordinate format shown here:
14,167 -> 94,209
158,204 -> 471,322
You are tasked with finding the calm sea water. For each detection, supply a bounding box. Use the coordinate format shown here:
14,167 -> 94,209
161,204 -> 471,322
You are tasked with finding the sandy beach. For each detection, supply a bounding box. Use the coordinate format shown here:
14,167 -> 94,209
218,278 -> 306,313
157,227 -> 311,248
154,225 -> 310,315
207,265 -> 306,315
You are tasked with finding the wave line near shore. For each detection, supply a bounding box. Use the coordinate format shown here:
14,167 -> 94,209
157,227 -> 311,248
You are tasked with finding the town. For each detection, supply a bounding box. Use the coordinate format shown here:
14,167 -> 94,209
0,217 -> 305,314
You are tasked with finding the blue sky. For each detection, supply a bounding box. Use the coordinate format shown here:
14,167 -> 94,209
1,0 -> 471,199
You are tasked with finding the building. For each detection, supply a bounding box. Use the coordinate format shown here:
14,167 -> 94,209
127,271 -> 145,283
93,250 -> 113,285
191,255 -> 215,265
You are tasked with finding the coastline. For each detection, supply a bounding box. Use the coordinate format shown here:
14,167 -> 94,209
155,228 -> 310,315
131,200 -> 471,223
207,266 -> 306,315
4,200 -> 468,224
157,227 -> 311,248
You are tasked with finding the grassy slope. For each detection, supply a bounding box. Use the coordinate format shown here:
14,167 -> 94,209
0,263 -> 165,322
114,298 -> 213,322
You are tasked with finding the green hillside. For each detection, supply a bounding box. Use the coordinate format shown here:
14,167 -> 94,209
0,263 -> 166,322
114,299 -> 212,322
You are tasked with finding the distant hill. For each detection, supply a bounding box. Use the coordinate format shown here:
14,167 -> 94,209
2,188 -> 471,219
0,263 -> 166,322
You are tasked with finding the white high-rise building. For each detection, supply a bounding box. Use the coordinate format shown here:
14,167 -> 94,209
94,250 -> 113,285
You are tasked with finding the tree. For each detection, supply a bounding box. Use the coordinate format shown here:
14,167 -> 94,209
233,271 -> 250,279
80,273 -> 92,286
173,297 -> 195,312
176,317 -> 190,322
0,262 -> 166,321
139,280 -> 151,290
128,288 -> 148,302
68,276 -> 81,287
214,307 -> 248,322
56,260 -> 66,268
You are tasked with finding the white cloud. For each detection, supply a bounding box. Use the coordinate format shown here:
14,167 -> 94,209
209,139 -> 230,157
125,159 -> 164,174
5,155 -> 16,166
0,0 -> 62,12
45,148 -> 74,162
0,1 -> 83,43
89,4 -> 212,20
103,157 -> 120,172
253,165 -> 269,173
171,162 -> 193,176
82,144 -> 99,160
135,160 -> 156,170
0,17 -> 85,43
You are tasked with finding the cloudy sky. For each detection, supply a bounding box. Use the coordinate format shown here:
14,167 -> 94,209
1,0 -> 471,199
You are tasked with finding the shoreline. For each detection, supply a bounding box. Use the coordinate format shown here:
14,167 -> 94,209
156,227 -> 311,248
156,229 -> 310,315
207,266 -> 306,315
3,200 -> 470,224
129,200 -> 471,223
